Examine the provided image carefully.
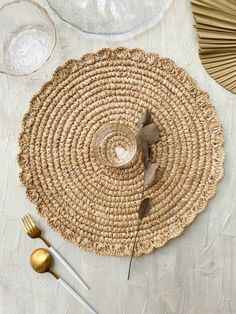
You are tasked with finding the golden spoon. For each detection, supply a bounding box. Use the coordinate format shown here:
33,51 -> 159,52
30,248 -> 97,314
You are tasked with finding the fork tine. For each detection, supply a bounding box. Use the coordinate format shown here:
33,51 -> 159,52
23,216 -> 31,230
21,216 -> 30,233
25,214 -> 35,229
21,217 -> 29,233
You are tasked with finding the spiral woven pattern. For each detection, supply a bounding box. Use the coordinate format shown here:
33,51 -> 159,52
18,48 -> 224,256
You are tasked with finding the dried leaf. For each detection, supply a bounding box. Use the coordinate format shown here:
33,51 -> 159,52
136,135 -> 151,169
144,162 -> 159,187
137,109 -> 152,129
127,110 -> 159,281
139,198 -> 151,220
138,123 -> 159,145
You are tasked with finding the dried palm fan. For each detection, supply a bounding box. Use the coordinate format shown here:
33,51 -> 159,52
191,0 -> 236,93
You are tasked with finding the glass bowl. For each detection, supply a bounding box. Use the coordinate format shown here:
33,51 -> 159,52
92,123 -> 137,168
0,0 -> 56,76
47,0 -> 173,35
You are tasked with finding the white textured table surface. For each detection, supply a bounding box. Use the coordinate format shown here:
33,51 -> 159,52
1,1 -> 236,313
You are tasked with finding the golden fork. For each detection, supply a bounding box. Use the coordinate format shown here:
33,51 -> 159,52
21,213 -> 89,290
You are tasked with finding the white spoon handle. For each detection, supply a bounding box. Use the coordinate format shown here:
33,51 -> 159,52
49,246 -> 89,290
58,278 -> 97,314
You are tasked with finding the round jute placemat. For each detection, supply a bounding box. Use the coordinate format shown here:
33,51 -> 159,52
18,48 -> 224,256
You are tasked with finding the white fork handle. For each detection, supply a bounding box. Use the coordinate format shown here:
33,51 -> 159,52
49,246 -> 89,290
58,278 -> 97,314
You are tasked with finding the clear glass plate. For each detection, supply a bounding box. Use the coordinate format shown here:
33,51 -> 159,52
47,0 -> 173,35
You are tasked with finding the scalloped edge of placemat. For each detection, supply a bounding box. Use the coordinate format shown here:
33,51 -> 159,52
18,47 -> 224,256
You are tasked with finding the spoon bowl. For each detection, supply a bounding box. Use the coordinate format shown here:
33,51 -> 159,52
30,248 -> 52,273
30,248 -> 97,313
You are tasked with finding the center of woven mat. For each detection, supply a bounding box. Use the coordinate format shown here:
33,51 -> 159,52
92,122 -> 137,168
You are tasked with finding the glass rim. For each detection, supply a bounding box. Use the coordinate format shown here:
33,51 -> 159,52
92,122 -> 138,168
0,0 -> 57,76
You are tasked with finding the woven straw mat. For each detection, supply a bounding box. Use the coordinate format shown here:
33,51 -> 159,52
18,48 -> 224,256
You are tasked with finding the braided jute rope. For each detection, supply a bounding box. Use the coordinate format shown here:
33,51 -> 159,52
18,48 -> 224,256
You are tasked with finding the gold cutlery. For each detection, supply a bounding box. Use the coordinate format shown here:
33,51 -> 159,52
30,248 -> 97,314
21,213 -> 89,290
